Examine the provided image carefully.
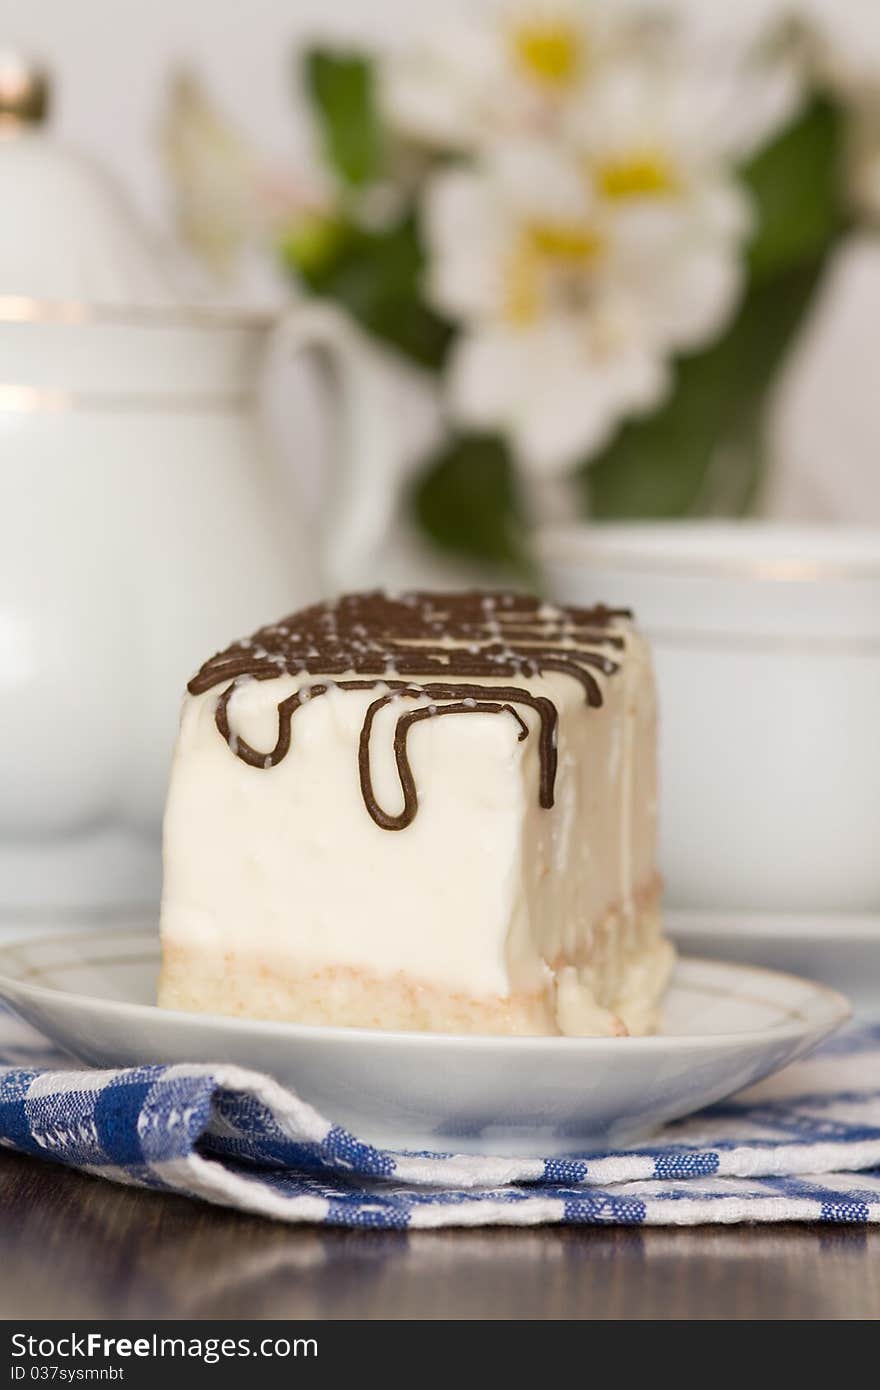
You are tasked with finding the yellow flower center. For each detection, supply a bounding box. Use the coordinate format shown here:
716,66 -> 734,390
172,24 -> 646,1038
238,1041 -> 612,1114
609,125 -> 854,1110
528,221 -> 604,261
504,245 -> 541,327
510,17 -> 584,88
597,150 -> 680,200
504,220 -> 604,326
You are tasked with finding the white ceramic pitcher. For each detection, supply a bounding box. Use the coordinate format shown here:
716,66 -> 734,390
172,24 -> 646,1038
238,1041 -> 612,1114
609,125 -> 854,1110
0,56 -> 398,911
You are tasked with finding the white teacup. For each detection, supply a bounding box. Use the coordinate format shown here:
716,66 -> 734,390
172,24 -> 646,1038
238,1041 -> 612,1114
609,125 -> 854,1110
539,522 -> 880,914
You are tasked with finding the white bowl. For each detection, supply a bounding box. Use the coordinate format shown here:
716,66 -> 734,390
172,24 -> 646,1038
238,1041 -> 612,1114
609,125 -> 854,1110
540,521 -> 880,914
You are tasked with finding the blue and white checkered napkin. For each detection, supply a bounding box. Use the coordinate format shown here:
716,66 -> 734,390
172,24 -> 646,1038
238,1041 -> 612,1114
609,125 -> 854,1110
2,1002 -> 880,1229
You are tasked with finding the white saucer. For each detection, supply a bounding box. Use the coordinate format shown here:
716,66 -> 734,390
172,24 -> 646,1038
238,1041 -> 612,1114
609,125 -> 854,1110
0,927 -> 850,1156
667,910 -> 880,1018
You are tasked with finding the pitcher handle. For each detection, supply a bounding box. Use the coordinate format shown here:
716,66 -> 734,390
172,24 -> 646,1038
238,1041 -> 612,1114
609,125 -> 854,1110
267,301 -> 396,595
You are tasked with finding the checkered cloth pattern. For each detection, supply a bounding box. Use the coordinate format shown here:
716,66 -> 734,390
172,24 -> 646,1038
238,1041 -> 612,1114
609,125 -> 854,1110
1,1002 -> 879,1228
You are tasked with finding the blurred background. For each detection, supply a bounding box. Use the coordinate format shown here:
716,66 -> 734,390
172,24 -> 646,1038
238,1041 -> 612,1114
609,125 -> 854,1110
4,0 -> 880,923
6,0 -> 880,555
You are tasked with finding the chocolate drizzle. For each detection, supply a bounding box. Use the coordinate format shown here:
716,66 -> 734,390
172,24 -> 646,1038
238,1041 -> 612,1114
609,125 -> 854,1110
188,590 -> 632,831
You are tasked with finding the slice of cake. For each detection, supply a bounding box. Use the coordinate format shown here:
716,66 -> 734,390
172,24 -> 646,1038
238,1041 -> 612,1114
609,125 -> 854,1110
159,590 -> 672,1036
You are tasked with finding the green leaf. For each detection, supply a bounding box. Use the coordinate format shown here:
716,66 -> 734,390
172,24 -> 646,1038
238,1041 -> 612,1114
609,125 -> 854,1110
744,94 -> 846,282
284,209 -> 454,369
582,257 -> 827,519
583,94 -> 848,521
412,434 -> 537,580
305,49 -> 384,188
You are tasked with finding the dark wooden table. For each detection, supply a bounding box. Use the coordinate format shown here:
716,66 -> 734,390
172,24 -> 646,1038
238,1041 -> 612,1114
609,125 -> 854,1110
2,1149 -> 878,1319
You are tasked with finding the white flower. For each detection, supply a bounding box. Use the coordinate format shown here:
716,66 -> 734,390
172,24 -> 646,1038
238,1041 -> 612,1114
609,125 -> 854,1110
160,70 -> 317,283
381,0 -> 636,152
161,71 -> 267,279
649,0 -> 806,161
383,1 -> 801,160
569,64 -> 753,346
424,96 -> 751,474
797,0 -> 880,93
384,6 -> 779,475
450,316 -> 668,473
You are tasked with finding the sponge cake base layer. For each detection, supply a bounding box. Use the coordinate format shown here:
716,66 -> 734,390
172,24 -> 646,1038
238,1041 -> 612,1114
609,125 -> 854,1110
159,884 -> 670,1037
